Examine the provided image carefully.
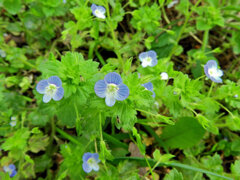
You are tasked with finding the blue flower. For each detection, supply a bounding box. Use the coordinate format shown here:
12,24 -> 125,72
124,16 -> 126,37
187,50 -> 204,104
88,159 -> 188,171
94,72 -> 129,107
36,76 -> 64,103
3,164 -> 17,178
82,152 -> 100,173
204,60 -> 223,83
142,82 -> 155,98
139,50 -> 158,68
91,4 -> 106,19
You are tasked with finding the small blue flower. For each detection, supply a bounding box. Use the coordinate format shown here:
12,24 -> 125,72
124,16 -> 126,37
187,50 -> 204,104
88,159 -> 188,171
204,60 -> 223,83
142,82 -> 155,98
94,72 -> 129,107
36,76 -> 64,103
139,50 -> 158,68
82,152 -> 100,173
91,4 -> 106,19
3,164 -> 17,178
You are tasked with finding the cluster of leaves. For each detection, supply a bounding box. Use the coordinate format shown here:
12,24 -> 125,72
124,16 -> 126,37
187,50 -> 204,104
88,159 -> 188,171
0,0 -> 240,179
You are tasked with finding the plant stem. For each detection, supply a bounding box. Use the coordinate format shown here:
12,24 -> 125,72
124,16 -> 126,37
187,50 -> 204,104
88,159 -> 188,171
202,29 -> 209,52
208,82 -> 214,97
95,49 -> 106,65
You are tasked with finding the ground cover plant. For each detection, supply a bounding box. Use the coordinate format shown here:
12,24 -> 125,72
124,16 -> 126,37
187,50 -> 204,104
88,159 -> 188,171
0,0 -> 240,179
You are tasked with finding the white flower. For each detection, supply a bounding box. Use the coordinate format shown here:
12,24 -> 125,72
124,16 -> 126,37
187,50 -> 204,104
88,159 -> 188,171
160,72 -> 168,80
91,4 -> 106,19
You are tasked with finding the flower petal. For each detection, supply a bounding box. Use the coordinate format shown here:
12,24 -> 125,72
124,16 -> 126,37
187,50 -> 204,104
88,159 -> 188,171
36,80 -> 48,94
53,87 -> 64,101
82,162 -> 92,173
147,50 -> 157,59
8,164 -> 16,171
94,80 -> 107,98
150,59 -> 158,67
115,84 -> 129,101
10,170 -> 17,178
139,52 -> 147,62
104,72 -> 122,85
91,163 -> 100,171
47,76 -> 62,87
82,152 -> 92,162
97,6 -> 106,13
105,94 -> 116,107
206,60 -> 218,69
91,4 -> 97,11
142,82 -> 153,91
92,153 -> 100,163
210,76 -> 223,83
43,94 -> 52,103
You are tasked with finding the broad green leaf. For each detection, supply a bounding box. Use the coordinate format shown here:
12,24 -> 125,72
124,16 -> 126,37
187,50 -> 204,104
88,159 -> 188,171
161,117 -> 205,149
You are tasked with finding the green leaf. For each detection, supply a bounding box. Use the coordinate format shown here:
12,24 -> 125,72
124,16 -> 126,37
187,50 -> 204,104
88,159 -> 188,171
1,128 -> 30,151
164,168 -> 183,180
130,4 -> 161,34
28,133 -> 49,153
161,117 -> 205,149
200,153 -> 223,180
231,160 -> 240,177
3,0 -> 21,14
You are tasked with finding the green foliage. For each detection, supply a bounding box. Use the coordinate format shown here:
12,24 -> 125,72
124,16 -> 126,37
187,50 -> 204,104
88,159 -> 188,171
164,168 -> 184,180
131,3 -> 161,34
0,0 -> 239,179
161,117 -> 205,149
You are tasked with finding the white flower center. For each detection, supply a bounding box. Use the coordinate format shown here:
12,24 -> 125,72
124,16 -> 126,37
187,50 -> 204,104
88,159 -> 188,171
87,157 -> 97,167
95,9 -> 105,19
45,84 -> 57,97
208,68 -> 218,76
107,83 -> 119,95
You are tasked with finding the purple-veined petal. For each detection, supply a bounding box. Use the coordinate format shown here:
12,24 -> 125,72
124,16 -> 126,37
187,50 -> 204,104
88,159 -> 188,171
53,87 -> 64,101
82,162 -> 92,173
47,76 -> 62,87
43,94 -> 52,103
83,153 -> 92,162
105,94 -> 116,107
97,6 -> 106,13
150,59 -> 158,67
104,72 -> 122,85
94,80 -> 107,98
36,80 -> 48,94
206,60 -> 217,69
91,4 -> 97,11
10,170 -> 17,177
92,153 -> 100,163
147,50 -> 157,59
142,82 -> 153,91
139,52 -> 147,62
115,84 -> 129,101
210,76 -> 223,83
8,164 -> 16,171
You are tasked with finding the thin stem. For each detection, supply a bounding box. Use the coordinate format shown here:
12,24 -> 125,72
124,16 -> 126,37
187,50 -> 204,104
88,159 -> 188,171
162,6 -> 170,24
208,82 -> 214,97
215,101 -> 235,118
56,127 -> 81,145
144,155 -> 155,180
202,29 -> 209,52
95,49 -> 106,65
